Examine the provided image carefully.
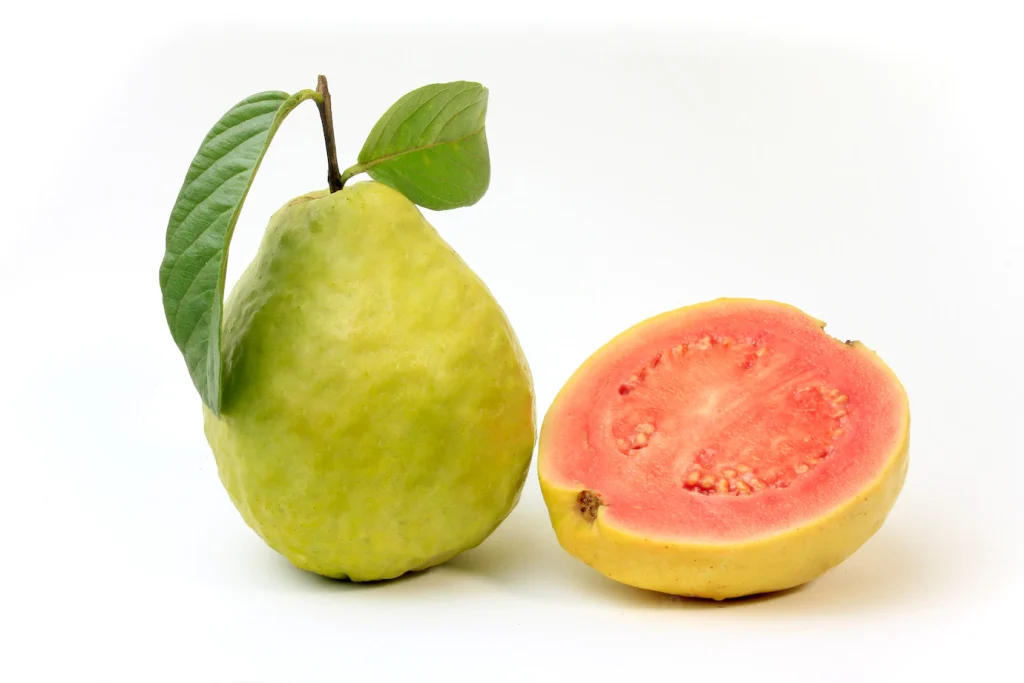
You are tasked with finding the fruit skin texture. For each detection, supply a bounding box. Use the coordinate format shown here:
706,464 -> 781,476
203,181 -> 536,581
538,298 -> 910,600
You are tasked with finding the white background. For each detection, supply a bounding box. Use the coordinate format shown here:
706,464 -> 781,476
1,1 -> 1021,681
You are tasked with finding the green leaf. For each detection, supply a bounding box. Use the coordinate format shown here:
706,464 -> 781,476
159,88 -> 318,415
344,81 -> 490,210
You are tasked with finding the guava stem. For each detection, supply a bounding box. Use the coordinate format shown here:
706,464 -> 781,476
316,75 -> 344,193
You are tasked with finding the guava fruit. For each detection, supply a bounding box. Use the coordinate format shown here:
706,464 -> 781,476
203,181 -> 536,581
538,298 -> 909,600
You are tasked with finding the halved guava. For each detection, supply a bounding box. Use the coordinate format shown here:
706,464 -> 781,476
538,298 -> 910,600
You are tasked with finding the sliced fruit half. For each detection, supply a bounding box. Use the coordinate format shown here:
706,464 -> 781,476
538,298 -> 910,600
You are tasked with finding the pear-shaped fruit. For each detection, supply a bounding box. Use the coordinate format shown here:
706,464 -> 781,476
203,181 -> 536,581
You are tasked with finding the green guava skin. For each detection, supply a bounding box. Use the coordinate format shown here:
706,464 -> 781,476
202,181 -> 536,581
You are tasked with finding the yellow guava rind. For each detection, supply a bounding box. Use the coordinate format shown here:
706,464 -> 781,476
203,181 -> 536,581
537,298 -> 910,600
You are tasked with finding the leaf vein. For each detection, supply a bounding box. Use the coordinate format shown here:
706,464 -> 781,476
191,109 -> 279,169
437,96 -> 486,138
412,84 -> 477,143
360,127 -> 484,173
394,88 -> 452,144
172,250 -> 222,341
166,203 -> 237,330
172,129 -> 267,221
165,165 -> 251,275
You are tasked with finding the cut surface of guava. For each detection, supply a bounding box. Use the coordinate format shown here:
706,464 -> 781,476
539,298 -> 909,598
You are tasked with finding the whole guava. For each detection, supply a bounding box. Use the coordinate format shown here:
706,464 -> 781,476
203,181 -> 536,581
